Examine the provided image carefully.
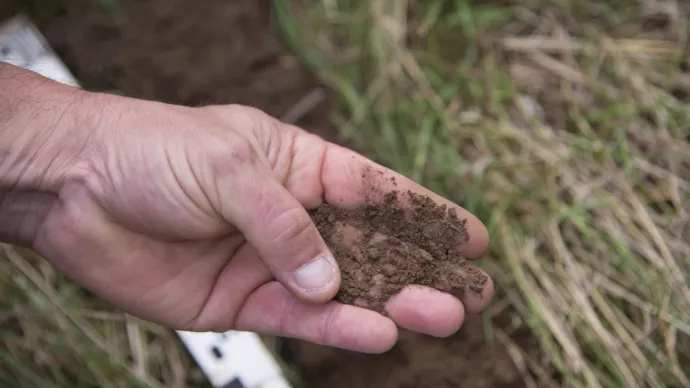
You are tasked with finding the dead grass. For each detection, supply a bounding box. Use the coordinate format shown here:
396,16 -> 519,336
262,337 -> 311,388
0,244 -> 211,387
275,0 -> 690,386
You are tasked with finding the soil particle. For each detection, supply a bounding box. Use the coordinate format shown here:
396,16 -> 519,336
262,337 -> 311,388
311,167 -> 487,313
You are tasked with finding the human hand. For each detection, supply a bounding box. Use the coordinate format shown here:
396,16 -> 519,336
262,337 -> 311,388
1,66 -> 493,353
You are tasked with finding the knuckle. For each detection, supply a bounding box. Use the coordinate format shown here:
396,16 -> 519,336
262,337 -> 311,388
202,104 -> 282,161
222,104 -> 256,127
225,136 -> 255,164
206,134 -> 256,175
268,207 -> 314,246
204,104 -> 270,130
218,104 -> 281,142
229,104 -> 271,122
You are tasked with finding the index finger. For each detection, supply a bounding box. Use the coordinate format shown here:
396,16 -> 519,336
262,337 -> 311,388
319,143 -> 489,259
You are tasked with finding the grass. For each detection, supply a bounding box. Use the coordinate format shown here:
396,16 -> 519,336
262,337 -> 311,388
2,0 -> 689,387
274,0 -> 690,387
0,245 -> 207,387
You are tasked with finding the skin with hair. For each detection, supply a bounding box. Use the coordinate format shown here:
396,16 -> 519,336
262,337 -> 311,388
0,62 -> 493,353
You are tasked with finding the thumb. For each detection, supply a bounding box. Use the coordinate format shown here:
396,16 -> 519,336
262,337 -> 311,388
214,146 -> 341,303
243,177 -> 341,303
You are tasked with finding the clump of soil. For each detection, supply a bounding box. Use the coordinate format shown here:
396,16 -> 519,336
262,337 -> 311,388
310,168 -> 487,313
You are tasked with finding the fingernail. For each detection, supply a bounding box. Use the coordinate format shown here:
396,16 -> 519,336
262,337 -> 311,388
295,254 -> 336,291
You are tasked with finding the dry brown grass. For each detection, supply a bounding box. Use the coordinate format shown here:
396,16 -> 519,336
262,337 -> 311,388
0,244 -> 208,387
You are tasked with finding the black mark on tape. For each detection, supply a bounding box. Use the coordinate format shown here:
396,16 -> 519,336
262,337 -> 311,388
221,377 -> 245,388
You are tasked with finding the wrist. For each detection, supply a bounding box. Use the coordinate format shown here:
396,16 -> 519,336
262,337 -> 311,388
0,63 -> 96,192
0,63 -> 98,245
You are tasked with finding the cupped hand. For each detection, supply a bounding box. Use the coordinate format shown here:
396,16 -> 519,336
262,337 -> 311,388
34,93 -> 493,353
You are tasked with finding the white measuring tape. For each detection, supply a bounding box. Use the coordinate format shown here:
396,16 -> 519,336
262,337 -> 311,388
0,14 -> 292,388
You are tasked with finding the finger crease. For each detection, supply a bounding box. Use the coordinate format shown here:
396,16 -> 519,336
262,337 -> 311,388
317,142 -> 329,205
279,293 -> 298,335
320,302 -> 342,345
181,238 -> 245,331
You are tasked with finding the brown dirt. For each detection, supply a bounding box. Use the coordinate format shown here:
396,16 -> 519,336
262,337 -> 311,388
311,166 -> 487,314
6,1 -> 532,387
35,0 -> 337,142
282,316 -> 528,388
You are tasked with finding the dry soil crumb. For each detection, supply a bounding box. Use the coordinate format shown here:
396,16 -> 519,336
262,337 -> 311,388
310,168 -> 488,314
